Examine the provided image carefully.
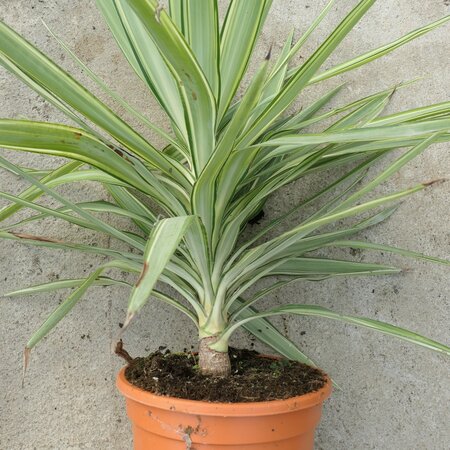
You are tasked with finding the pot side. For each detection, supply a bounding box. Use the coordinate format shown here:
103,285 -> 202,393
117,365 -> 332,450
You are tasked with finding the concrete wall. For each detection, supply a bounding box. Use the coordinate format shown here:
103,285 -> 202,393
1,1 -> 449,449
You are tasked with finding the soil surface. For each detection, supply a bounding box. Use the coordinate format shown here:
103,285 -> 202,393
125,347 -> 327,403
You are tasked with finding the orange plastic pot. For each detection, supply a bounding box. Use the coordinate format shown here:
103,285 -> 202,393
117,364 -> 332,450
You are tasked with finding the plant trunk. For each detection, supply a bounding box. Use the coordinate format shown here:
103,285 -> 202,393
198,336 -> 231,377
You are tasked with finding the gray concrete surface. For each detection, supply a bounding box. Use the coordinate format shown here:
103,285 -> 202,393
0,1 -> 449,449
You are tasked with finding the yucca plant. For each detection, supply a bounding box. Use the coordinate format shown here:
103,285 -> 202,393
1,0 -> 449,379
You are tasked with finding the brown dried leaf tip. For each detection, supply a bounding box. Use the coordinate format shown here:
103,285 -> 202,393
12,232 -> 64,244
22,347 -> 31,388
423,178 -> 447,187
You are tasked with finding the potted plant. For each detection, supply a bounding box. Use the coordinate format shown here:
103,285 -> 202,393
1,0 -> 449,448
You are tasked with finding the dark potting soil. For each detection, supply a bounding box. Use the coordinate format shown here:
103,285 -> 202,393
125,347 -> 326,403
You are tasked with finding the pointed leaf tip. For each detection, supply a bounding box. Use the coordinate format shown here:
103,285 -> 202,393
265,44 -> 273,60
123,311 -> 134,331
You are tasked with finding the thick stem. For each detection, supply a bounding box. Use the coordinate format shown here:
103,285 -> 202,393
198,336 -> 231,377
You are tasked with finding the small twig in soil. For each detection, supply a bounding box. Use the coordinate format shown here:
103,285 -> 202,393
114,339 -> 134,364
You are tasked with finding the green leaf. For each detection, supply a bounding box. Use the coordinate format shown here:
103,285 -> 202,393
332,134 -> 441,213
327,240 -> 450,266
97,0 -> 188,142
268,0 -> 337,83
0,120 -> 187,214
4,277 -> 130,297
0,20 -> 188,187
0,192 -> 106,233
329,91 -> 393,130
263,207 -> 400,263
261,30 -> 294,101
261,119 -> 450,148
106,185 -> 156,235
223,184 -> 426,293
255,89 -> 392,172
192,58 -> 270,245
309,15 -> 450,84
41,170 -> 130,189
217,305 -> 450,355
0,54 -> 99,136
230,298 -> 318,368
369,101 -> 450,127
124,0 -> 217,175
2,200 -> 154,233
124,216 -> 194,326
324,134 -> 450,158
168,0 -> 186,33
229,255 -> 402,324
0,161 -> 82,223
279,80 -> 416,134
182,217 -> 214,312
0,230 -> 143,262
0,154 -> 146,251
218,0 -> 272,121
225,157 -> 377,269
240,0 -> 377,146
182,0 -> 220,98
26,268 -> 105,350
279,83 -> 345,132
269,257 -> 400,276
43,20 -> 183,150
22,261 -> 197,355
246,30 -> 294,123
0,121 -> 152,193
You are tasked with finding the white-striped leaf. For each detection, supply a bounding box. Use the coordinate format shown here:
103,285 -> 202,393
124,216 -> 194,325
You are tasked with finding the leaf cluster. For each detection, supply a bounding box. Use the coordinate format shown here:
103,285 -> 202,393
1,1 -> 449,366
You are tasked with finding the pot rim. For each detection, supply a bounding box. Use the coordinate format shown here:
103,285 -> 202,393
117,364 -> 332,417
